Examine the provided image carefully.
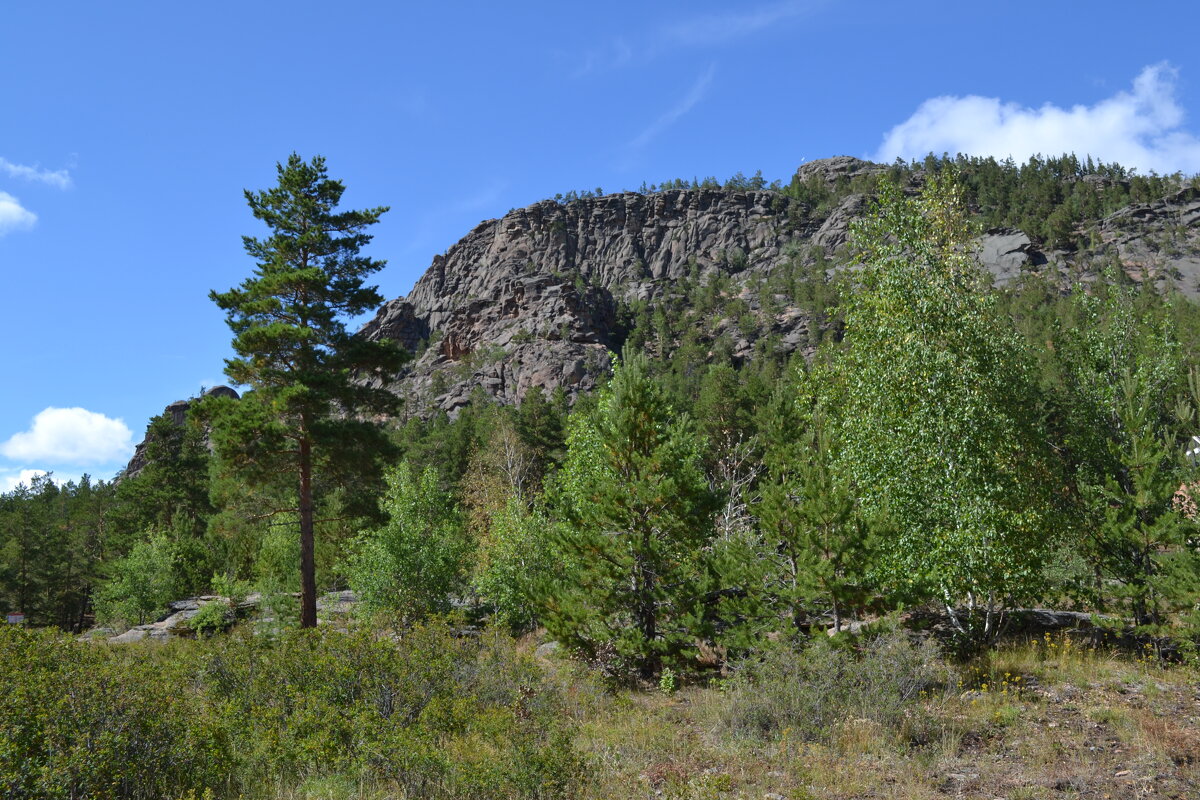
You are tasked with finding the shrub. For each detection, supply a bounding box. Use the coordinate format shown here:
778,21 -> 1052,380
0,627 -> 229,799
0,621 -> 582,799
186,600 -> 233,636
719,630 -> 950,742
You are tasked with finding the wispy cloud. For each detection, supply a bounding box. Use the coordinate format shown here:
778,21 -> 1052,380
572,36 -> 635,78
874,63 -> 1200,175
389,179 -> 513,269
629,64 -> 717,150
396,87 -> 434,120
570,1 -> 816,76
663,0 -> 816,47
0,157 -> 72,190
452,180 -> 510,214
0,192 -> 37,235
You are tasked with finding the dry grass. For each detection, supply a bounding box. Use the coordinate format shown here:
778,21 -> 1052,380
550,633 -> 1200,800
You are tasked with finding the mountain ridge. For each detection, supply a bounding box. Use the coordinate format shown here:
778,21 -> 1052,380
358,156 -> 1200,417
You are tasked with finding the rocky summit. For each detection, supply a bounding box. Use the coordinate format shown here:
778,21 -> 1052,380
358,157 -> 1200,417
129,157 -> 1200,437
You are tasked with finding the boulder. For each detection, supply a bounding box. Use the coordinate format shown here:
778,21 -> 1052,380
977,228 -> 1045,285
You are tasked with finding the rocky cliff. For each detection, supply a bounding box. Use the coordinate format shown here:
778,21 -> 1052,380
361,155 -> 1200,416
360,184 -> 806,414
121,158 -> 1200,455
121,385 -> 239,480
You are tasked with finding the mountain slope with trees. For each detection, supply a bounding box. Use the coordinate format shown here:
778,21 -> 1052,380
3,152 -> 1200,799
360,154 -> 1200,419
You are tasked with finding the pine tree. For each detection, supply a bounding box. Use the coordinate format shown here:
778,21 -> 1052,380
1057,281 -> 1200,626
545,348 -> 719,679
758,412 -> 876,633
210,154 -> 404,628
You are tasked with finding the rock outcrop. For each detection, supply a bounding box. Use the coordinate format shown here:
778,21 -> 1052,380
1097,187 -> 1200,298
977,228 -> 1047,285
361,157 -> 1080,415
361,183 -> 837,415
121,385 -> 239,480
96,590 -> 361,642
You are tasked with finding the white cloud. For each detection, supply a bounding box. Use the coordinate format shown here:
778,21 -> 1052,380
0,157 -> 72,189
629,64 -> 717,149
0,469 -> 49,493
874,63 -> 1200,175
0,408 -> 134,465
0,191 -> 37,235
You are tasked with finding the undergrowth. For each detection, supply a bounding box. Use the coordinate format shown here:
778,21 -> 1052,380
3,623 -> 1197,799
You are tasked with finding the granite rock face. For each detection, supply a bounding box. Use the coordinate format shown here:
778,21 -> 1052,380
977,228 -> 1045,286
1097,187 -> 1200,298
362,182 -> 831,416
362,158 -> 1200,416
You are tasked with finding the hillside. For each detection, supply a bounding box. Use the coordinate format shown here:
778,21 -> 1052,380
5,154 -> 1200,800
358,155 -> 1200,416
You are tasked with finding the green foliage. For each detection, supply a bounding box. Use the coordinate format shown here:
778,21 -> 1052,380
0,623 -> 581,799
1054,281 -> 1200,626
12,154 -> 1200,695
209,153 -> 405,627
0,626 -> 232,799
833,173 -> 1059,637
0,473 -> 114,629
545,348 -> 720,680
347,462 -> 470,621
186,599 -> 233,636
472,496 -> 557,632
516,385 -> 569,470
93,533 -> 176,628
109,406 -> 216,595
756,407 -> 878,633
912,152 -> 1184,247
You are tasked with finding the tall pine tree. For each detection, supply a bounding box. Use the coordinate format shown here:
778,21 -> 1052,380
210,154 -> 404,627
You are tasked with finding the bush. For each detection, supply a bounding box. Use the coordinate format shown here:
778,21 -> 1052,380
0,622 -> 582,799
0,627 -> 229,799
719,630 -> 950,742
186,600 -> 232,636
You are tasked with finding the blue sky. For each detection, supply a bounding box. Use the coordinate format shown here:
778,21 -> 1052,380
3,0 -> 1200,489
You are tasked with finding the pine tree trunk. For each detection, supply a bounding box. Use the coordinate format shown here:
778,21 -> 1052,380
634,547 -> 658,680
299,434 -> 318,629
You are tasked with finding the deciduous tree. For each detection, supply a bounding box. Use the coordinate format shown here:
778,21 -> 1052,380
834,173 -> 1058,639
